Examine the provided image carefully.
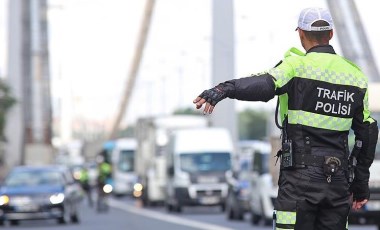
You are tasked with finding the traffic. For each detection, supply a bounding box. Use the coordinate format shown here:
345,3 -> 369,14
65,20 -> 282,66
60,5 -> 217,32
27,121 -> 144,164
0,87 -> 379,228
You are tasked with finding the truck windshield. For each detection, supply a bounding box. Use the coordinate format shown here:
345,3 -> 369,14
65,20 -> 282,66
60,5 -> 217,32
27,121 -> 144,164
118,150 -> 135,172
179,152 -> 231,173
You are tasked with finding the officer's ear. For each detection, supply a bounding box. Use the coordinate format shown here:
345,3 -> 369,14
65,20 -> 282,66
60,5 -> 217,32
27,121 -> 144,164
329,30 -> 333,40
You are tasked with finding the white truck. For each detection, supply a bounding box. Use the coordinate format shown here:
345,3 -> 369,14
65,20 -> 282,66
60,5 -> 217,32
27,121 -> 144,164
165,127 -> 234,212
135,115 -> 208,206
111,138 -> 137,196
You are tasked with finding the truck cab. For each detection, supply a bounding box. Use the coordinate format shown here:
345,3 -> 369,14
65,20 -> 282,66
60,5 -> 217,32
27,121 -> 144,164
165,127 -> 234,212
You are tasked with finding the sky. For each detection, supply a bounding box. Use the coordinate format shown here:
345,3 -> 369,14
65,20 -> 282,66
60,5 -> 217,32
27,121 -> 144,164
1,0 -> 380,136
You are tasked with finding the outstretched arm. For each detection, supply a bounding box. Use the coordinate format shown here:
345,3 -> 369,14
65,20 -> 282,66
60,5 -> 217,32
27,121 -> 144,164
193,73 -> 276,114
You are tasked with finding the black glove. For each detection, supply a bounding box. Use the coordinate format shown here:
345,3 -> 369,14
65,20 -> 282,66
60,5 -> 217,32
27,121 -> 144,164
198,86 -> 227,106
350,180 -> 370,201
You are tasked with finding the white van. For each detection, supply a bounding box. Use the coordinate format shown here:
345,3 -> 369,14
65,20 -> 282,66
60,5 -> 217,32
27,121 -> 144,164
111,138 -> 137,196
243,140 -> 277,226
165,127 -> 234,212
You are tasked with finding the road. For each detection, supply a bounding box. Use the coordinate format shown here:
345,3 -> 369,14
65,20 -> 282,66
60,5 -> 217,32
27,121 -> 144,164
0,196 -> 378,230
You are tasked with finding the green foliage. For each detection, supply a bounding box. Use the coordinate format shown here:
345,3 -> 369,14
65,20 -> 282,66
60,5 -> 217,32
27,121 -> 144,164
0,79 -> 16,141
173,107 -> 201,116
238,108 -> 269,140
119,125 -> 136,138
171,106 -> 269,140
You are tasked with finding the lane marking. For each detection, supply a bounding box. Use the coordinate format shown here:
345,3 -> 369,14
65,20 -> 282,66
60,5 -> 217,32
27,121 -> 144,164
108,198 -> 234,230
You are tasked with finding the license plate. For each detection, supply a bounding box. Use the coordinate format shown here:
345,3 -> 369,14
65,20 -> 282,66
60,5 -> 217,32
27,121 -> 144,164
16,204 -> 39,212
365,201 -> 380,211
200,196 -> 219,205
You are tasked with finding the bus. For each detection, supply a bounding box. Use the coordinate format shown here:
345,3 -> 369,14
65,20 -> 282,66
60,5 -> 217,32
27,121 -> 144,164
110,138 -> 137,197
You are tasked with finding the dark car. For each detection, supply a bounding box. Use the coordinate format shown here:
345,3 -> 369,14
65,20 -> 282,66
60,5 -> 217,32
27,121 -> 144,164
0,165 -> 84,226
225,169 -> 251,220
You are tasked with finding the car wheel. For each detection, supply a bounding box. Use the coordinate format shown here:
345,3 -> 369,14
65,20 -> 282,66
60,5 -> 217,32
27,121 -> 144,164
166,203 -> 173,212
71,209 -> 80,223
221,203 -> 226,212
237,209 -> 244,220
226,202 -> 234,220
175,204 -> 182,213
251,211 -> 261,225
58,205 -> 70,224
10,220 -> 19,226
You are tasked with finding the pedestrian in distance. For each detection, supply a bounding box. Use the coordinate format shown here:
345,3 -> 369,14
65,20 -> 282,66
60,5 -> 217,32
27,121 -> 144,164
193,7 -> 379,230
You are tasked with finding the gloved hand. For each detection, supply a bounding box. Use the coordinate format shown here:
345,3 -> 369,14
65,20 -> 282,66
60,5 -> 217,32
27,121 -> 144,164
198,86 -> 226,106
193,85 -> 227,114
350,180 -> 370,201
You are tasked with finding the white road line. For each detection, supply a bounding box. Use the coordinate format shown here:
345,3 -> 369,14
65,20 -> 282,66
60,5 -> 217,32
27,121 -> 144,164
108,198 -> 234,230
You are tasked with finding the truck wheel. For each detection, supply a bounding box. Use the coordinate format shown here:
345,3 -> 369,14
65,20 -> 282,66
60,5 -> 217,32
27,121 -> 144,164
251,211 -> 261,225
220,203 -> 226,212
175,205 -> 182,213
166,203 -> 173,212
226,203 -> 234,220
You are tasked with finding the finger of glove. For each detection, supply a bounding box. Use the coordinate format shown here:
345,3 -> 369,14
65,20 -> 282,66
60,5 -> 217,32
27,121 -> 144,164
195,98 -> 207,109
208,105 -> 215,114
203,102 -> 212,114
193,96 -> 202,104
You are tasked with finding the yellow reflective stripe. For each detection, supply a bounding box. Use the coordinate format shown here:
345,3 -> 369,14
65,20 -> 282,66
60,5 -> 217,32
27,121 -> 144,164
294,66 -> 367,89
288,110 -> 352,131
268,66 -> 368,89
276,211 -> 296,225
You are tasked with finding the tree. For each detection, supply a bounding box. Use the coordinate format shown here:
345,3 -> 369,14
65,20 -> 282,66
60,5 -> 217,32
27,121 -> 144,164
173,107 -> 201,116
238,108 -> 269,140
0,79 -> 16,141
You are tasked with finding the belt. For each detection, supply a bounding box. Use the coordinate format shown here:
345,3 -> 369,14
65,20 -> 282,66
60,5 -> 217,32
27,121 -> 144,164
294,154 -> 348,169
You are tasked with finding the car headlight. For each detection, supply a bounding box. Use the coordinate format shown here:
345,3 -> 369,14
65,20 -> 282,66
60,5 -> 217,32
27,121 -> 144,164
50,193 -> 65,204
103,184 -> 113,194
0,195 -> 9,206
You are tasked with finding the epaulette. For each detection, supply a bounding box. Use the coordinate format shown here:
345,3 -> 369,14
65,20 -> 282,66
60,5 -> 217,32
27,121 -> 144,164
284,47 -> 305,58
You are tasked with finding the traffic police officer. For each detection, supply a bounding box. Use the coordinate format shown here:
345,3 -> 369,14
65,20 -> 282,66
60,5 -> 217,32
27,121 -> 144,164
193,7 -> 378,230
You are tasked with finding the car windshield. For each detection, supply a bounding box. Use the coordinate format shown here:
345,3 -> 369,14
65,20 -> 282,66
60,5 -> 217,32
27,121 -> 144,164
180,152 -> 231,173
118,150 -> 135,172
4,170 -> 64,187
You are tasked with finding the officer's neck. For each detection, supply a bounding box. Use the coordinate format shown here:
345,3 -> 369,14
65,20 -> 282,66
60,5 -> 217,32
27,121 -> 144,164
304,40 -> 329,52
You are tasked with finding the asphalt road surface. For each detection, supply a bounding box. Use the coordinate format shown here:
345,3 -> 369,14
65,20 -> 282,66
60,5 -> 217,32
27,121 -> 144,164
0,196 -> 378,230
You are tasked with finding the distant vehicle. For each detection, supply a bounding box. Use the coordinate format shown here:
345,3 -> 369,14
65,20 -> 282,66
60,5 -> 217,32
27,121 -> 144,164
348,83 -> 380,228
135,115 -> 209,206
239,140 -> 277,226
165,127 -> 234,212
225,168 -> 251,220
224,141 -> 260,221
0,165 -> 83,226
111,138 -> 137,196
348,83 -> 380,229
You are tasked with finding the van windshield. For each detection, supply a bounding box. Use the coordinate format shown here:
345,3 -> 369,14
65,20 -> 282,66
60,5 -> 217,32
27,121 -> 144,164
118,150 -> 135,172
179,152 -> 231,173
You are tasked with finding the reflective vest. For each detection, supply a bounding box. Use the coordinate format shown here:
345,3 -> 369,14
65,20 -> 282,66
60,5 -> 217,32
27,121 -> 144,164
267,46 -> 375,155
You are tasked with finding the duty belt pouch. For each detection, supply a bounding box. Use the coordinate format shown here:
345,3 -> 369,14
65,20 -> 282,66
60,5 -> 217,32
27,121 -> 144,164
281,140 -> 294,169
323,156 -> 341,177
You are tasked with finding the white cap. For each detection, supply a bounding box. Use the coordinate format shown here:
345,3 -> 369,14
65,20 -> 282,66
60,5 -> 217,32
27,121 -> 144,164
297,7 -> 334,31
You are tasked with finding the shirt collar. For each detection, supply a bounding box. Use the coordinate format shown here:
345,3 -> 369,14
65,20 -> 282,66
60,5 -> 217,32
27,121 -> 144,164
306,45 -> 336,54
